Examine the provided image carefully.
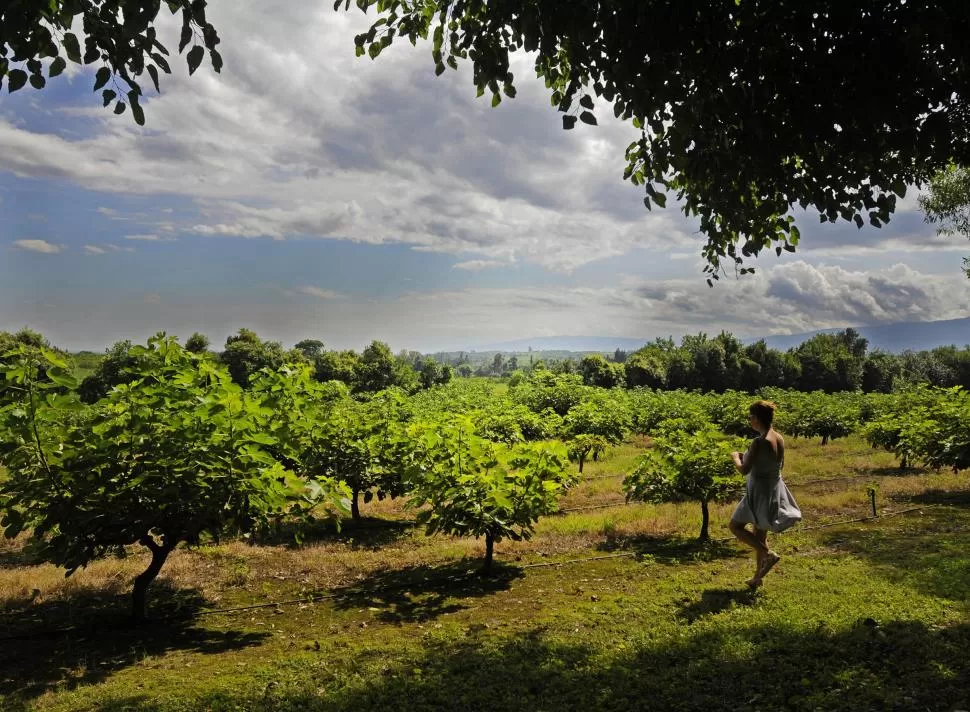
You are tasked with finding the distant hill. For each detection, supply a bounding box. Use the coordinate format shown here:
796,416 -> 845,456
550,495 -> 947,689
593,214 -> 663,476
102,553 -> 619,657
756,317 -> 970,353
473,317 -> 970,355
473,336 -> 652,353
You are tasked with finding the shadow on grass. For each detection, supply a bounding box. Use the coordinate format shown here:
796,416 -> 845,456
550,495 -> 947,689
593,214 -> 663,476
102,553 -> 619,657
83,620 -> 970,711
0,538 -> 51,570
255,516 -> 417,550
866,465 -> 926,478
901,488 -> 970,508
331,559 -> 524,624
675,587 -> 760,624
596,533 -> 745,565
0,581 -> 269,708
820,507 -> 970,602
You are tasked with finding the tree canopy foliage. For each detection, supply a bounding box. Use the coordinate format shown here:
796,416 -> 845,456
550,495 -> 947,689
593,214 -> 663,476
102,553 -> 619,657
919,165 -> 970,277
0,336 -> 346,619
345,0 -> 970,278
1,0 -> 221,124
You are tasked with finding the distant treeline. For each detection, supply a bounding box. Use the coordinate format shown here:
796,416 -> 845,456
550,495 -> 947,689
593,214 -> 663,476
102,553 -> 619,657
434,329 -> 970,394
4,326 -> 970,397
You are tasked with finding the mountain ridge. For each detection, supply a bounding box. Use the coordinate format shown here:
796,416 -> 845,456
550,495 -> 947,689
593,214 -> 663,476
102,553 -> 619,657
471,316 -> 970,354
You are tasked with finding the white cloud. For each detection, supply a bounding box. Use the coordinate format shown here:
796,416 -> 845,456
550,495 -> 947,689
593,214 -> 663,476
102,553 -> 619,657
96,206 -> 128,220
14,239 -> 62,254
295,286 -> 348,300
124,234 -> 174,242
0,4 -> 701,273
0,3 -> 944,275
190,201 -> 363,240
453,260 -> 508,271
83,244 -> 106,255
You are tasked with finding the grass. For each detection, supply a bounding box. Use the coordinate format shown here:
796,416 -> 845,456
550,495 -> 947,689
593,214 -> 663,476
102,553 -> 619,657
1,435 -> 969,711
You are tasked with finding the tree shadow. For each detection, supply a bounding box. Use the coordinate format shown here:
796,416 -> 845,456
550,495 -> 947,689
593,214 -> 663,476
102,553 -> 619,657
819,507 -> 970,602
331,559 -> 524,624
596,533 -> 745,565
0,581 -> 269,707
0,538 -> 49,569
866,465 -> 925,478
898,488 -> 970,508
255,516 -> 417,550
675,587 -> 760,624
86,620 -> 970,711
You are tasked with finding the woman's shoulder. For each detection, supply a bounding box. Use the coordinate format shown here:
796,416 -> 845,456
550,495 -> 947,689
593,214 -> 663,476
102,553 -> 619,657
767,430 -> 785,452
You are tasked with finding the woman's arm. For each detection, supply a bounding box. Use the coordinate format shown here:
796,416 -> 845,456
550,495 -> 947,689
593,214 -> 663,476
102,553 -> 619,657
733,439 -> 756,475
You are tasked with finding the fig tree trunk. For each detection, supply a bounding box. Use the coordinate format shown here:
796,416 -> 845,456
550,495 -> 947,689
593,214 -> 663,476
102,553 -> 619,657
699,499 -> 710,542
351,487 -> 361,521
481,532 -> 495,575
133,535 -> 177,622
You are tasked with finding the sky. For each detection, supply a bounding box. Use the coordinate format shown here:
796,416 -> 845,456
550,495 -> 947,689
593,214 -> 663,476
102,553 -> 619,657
2,4 -> 969,354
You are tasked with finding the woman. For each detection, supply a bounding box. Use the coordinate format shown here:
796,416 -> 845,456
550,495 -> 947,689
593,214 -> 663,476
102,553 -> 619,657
729,400 -> 802,588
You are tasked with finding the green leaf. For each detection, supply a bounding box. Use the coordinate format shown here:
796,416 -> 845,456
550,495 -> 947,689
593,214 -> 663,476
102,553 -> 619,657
83,42 -> 100,64
102,89 -> 117,107
63,33 -> 82,64
491,93 -> 501,108
151,53 -> 171,73
129,92 -> 145,126
29,73 -> 46,90
179,23 -> 193,54
187,46 -> 204,76
579,95 -> 594,110
147,64 -> 160,93
114,101 -> 127,115
47,369 -> 78,389
93,67 -> 111,91
579,111 -> 597,126
210,49 -> 223,73
563,115 -> 577,130
7,69 -> 27,93
49,57 -> 67,78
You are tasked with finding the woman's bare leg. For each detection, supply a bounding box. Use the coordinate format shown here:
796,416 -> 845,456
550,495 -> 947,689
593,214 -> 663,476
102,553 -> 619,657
730,520 -> 770,582
730,520 -> 770,556
755,528 -> 768,571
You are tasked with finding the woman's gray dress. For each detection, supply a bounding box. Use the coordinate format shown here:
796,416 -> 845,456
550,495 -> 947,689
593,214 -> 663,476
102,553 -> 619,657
731,435 -> 802,533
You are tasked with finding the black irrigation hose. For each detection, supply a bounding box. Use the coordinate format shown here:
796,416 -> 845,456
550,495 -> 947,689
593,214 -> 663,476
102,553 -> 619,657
0,504 -> 944,642
557,500 -> 629,514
